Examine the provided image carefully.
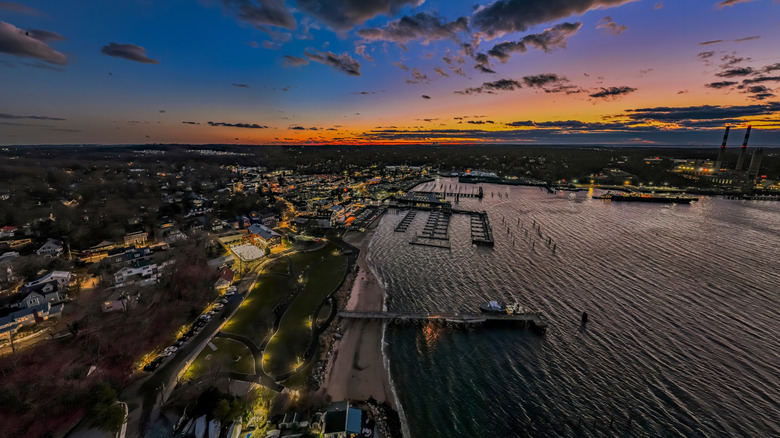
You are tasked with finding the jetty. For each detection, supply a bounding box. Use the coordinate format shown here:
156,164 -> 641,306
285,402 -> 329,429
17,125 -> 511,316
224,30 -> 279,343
469,211 -> 494,246
413,187 -> 483,199
338,310 -> 548,331
394,210 -> 417,232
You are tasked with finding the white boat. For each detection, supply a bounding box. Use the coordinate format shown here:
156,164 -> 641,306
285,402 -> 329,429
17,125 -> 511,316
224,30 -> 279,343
227,422 -> 242,438
208,419 -> 221,438
194,416 -> 207,438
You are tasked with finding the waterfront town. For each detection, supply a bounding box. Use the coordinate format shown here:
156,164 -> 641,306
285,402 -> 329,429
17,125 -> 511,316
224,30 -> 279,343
0,142 -> 778,438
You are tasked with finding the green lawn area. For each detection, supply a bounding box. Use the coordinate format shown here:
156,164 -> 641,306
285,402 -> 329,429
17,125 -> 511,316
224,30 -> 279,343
182,338 -> 255,380
262,257 -> 290,275
221,275 -> 292,345
263,254 -> 348,376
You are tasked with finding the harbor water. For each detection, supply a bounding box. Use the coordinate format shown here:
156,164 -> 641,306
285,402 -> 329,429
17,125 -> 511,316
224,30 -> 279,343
368,179 -> 780,437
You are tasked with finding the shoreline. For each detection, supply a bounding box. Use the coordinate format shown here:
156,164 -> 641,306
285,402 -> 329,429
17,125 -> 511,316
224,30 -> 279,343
321,226 -> 396,408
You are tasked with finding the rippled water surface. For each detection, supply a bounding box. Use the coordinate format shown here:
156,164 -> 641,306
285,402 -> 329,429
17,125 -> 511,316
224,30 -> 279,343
368,178 -> 779,438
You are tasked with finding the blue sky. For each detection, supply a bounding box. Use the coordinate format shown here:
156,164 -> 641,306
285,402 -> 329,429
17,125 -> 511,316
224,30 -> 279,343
1,0 -> 779,145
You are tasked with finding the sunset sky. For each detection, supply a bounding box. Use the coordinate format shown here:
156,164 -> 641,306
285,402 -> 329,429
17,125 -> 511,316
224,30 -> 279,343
1,0 -> 779,145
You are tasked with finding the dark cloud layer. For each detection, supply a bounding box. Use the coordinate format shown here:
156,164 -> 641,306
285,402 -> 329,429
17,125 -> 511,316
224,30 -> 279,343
0,20 -> 67,65
304,49 -> 361,76
487,22 -> 582,62
222,0 -> 296,30
589,86 -> 637,99
706,81 -> 738,89
0,112 -> 65,120
472,0 -> 634,38
624,103 -> 780,123
207,121 -> 269,129
299,0 -> 424,31
357,12 -> 468,44
101,42 -> 158,64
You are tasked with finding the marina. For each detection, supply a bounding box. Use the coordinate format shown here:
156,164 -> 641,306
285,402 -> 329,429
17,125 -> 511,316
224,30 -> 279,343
469,211 -> 494,246
394,210 -> 417,232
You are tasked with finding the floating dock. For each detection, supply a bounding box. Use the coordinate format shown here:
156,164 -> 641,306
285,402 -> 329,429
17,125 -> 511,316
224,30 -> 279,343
394,210 -> 417,232
413,187 -> 483,199
338,310 -> 548,330
409,236 -> 451,249
420,211 -> 450,240
469,211 -> 494,246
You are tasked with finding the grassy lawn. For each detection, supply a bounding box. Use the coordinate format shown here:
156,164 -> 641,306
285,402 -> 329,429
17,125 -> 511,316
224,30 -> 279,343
182,338 -> 255,380
221,275 -> 293,345
262,257 -> 290,275
263,254 -> 348,376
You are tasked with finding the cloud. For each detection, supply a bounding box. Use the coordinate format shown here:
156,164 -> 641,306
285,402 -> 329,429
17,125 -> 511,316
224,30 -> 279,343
297,0 -> 423,31
589,86 -> 637,99
27,29 -> 65,43
455,78 -> 523,94
405,67 -> 429,84
762,63 -> 780,73
232,83 -> 250,88
714,0 -> 757,9
654,2 -> 664,9
715,67 -> 754,77
0,21 -> 67,65
207,121 -> 269,129
472,0 -> 635,38
699,40 -> 723,46
221,0 -> 296,30
355,44 -> 373,61
698,51 -> 715,59
742,75 -> 780,84
356,12 -> 469,44
733,35 -> 760,42
282,55 -> 309,67
433,66 -> 449,77
522,73 -> 562,88
487,22 -> 582,62
596,16 -> 627,34
624,102 -> 780,123
393,61 -> 410,71
0,2 -> 40,15
421,95 -> 431,99
289,125 -> 306,130
101,42 -> 158,64
706,81 -> 738,89
182,121 -> 201,125
0,112 -> 65,120
304,49 -> 361,75
473,53 -> 495,73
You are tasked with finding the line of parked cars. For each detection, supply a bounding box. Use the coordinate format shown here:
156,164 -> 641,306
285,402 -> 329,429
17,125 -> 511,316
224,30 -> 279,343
143,286 -> 239,372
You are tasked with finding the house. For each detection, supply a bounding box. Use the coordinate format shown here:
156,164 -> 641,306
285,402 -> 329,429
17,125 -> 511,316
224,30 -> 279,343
259,211 -> 278,227
15,287 -> 65,309
213,267 -> 234,291
114,260 -> 158,287
247,224 -> 281,248
322,402 -> 363,438
36,238 -> 64,257
124,231 -> 148,247
24,271 -> 71,291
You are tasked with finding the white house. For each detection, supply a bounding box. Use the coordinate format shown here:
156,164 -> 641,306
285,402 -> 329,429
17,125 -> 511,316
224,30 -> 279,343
24,271 -> 71,291
36,238 -> 64,257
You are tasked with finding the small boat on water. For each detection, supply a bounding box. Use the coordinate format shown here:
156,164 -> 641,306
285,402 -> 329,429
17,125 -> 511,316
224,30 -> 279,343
208,419 -> 221,438
479,300 -> 505,314
194,416 -> 207,438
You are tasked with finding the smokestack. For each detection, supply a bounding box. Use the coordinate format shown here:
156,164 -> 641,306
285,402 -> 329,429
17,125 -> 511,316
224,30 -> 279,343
747,148 -> 764,181
735,126 -> 751,171
716,125 -> 730,168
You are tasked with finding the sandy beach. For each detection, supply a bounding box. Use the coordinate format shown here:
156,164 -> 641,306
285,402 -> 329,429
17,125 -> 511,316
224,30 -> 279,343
322,227 -> 395,407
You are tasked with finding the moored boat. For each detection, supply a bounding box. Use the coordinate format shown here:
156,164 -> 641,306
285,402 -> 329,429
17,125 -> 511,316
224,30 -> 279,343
479,300 -> 506,314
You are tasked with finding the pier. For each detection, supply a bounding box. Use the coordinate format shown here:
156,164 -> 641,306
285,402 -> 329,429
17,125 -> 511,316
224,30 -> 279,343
338,310 -> 548,330
469,211 -> 494,246
412,187 -> 484,199
394,210 -> 417,232
408,210 -> 452,249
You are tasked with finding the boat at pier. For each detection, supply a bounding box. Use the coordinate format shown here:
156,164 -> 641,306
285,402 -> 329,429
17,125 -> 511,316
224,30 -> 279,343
595,192 -> 698,204
479,301 -> 506,314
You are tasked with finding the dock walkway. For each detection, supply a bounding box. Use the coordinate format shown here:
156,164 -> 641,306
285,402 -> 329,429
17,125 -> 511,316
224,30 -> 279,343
338,310 -> 548,330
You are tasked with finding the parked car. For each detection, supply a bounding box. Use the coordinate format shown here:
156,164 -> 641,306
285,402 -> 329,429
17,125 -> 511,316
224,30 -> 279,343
217,298 -> 228,304
143,357 -> 164,372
